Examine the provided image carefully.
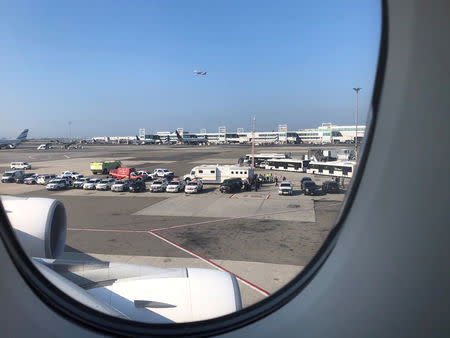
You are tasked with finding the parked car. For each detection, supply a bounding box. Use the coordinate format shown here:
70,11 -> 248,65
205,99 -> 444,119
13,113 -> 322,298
301,177 -> 312,185
111,179 -> 132,192
135,171 -> 152,181
83,178 -> 102,190
56,173 -> 74,185
278,181 -> 294,195
24,174 -> 39,185
15,173 -> 37,184
36,174 -> 56,185
149,178 -> 168,192
184,179 -> 203,194
130,172 -> 148,181
151,168 -> 174,179
302,180 -> 319,195
10,162 -> 31,170
219,178 -> 242,193
2,170 -> 24,183
73,177 -> 89,189
129,180 -> 146,193
166,179 -> 185,193
61,171 -> 83,179
46,179 -> 68,191
95,178 -> 116,191
322,181 -> 340,194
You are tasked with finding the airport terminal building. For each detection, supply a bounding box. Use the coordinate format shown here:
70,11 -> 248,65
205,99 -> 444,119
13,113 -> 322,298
135,123 -> 366,145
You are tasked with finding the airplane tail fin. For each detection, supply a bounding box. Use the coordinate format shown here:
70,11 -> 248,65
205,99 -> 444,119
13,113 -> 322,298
17,129 -> 28,142
175,130 -> 183,141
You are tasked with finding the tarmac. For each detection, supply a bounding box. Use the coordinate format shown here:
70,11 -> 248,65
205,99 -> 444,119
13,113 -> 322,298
0,142 -> 346,308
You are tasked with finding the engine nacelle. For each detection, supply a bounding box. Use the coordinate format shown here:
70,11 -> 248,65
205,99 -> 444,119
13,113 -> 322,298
1,196 -> 67,258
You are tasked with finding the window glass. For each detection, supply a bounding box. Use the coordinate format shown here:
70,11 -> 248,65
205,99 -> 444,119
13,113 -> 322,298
0,0 -> 379,326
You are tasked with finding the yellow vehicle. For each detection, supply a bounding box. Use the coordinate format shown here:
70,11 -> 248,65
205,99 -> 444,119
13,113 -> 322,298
90,160 -> 121,174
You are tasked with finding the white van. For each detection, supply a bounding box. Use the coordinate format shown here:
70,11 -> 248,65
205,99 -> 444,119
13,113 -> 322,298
10,162 -> 31,170
2,170 -> 25,183
37,174 -> 56,185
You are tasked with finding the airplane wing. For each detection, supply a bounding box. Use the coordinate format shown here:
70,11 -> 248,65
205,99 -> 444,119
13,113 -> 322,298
1,196 -> 242,323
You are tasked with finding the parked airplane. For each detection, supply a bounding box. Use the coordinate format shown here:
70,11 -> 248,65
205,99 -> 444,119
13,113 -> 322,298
194,70 -> 207,75
135,135 -> 156,145
175,130 -> 207,145
0,129 -> 28,149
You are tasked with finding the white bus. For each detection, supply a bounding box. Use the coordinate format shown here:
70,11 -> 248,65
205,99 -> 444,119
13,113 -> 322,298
184,165 -> 255,184
243,153 -> 290,168
306,161 -> 356,178
264,158 -> 311,173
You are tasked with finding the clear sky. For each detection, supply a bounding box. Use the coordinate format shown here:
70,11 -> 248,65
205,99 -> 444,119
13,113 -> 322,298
1,0 -> 380,138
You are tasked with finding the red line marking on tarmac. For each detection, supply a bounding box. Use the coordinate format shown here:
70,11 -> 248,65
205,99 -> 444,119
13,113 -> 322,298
229,193 -> 235,199
266,194 -> 270,200
149,230 -> 270,297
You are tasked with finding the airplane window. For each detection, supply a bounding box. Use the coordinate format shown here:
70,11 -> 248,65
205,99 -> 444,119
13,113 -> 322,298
0,0 -> 381,334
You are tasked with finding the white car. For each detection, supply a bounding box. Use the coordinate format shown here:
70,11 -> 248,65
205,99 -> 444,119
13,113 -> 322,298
166,179 -> 185,193
37,174 -> 56,185
185,179 -> 203,194
278,181 -> 294,195
73,177 -> 89,189
149,178 -> 168,192
152,168 -> 174,179
111,179 -> 132,192
83,178 -> 101,190
46,179 -> 68,191
61,171 -> 83,179
10,162 -> 31,170
95,178 -> 116,191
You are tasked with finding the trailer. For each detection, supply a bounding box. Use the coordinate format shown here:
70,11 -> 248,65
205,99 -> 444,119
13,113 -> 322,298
184,165 -> 254,184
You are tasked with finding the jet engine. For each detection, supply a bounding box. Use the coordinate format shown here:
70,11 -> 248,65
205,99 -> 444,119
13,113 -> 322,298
1,196 -> 67,259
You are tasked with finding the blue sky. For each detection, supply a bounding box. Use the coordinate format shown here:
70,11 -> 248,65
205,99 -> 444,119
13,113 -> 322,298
1,0 -> 380,137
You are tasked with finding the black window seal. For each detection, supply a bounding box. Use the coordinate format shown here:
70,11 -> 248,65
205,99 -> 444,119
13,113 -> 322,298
0,1 -> 388,336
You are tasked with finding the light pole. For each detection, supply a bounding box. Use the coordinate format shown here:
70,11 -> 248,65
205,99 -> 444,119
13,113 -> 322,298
353,88 -> 361,161
251,116 -> 255,168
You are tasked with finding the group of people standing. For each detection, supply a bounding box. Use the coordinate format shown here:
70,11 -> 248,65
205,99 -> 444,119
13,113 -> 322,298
243,173 -> 288,191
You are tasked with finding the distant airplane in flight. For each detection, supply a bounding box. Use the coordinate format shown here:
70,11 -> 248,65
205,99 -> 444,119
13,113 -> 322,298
194,70 -> 207,75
